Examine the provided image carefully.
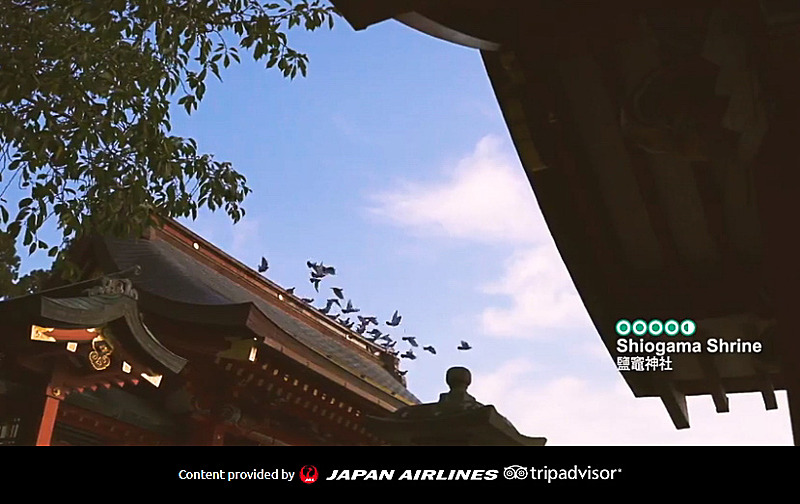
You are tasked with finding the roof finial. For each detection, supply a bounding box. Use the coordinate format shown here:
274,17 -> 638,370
439,366 -> 480,410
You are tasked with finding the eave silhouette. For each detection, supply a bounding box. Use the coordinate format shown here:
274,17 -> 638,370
332,0 -> 800,443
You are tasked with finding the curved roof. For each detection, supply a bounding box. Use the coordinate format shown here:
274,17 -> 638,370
96,227 -> 418,405
0,289 -> 187,374
331,1 -> 787,429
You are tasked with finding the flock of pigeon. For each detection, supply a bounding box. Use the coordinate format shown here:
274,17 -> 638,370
257,256 -> 472,375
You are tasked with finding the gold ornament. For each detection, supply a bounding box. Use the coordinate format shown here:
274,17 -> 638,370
88,335 -> 114,371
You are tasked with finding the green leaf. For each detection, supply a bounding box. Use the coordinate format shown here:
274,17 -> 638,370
0,0 -> 334,294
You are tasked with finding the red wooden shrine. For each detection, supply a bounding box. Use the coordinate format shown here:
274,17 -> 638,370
0,219 -> 417,445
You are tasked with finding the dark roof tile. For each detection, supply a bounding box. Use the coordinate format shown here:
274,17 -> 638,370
102,236 -> 418,403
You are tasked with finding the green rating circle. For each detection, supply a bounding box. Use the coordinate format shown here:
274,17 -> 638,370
664,319 -> 680,336
616,318 -> 696,337
632,319 -> 647,336
648,319 -> 664,336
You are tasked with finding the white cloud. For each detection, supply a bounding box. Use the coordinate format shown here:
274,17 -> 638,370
470,359 -> 792,445
369,135 -> 546,244
480,245 -> 592,336
368,135 -> 592,336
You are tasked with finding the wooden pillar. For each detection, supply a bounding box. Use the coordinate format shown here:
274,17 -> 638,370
34,396 -> 60,446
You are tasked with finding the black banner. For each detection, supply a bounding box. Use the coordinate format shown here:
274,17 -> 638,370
5,446 -> 794,494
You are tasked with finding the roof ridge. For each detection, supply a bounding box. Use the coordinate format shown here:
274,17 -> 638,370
149,218 -> 403,370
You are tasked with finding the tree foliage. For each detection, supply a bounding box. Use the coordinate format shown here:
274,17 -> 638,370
0,0 -> 337,296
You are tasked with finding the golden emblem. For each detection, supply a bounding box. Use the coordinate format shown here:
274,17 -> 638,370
88,335 -> 114,371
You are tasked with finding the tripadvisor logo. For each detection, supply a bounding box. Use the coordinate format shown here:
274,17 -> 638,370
615,319 -> 696,337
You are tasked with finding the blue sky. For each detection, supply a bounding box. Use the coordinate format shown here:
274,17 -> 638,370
165,17 -> 793,445
13,11 -> 793,444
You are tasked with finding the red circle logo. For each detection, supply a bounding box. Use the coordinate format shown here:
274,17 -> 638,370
300,465 -> 319,484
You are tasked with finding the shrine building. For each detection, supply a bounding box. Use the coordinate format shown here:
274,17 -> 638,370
0,219 -> 417,445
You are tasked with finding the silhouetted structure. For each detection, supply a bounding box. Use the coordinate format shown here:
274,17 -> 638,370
333,1 -> 800,443
367,366 -> 546,446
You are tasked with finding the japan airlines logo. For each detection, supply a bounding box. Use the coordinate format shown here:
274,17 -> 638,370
300,465 -> 319,484
503,465 -> 529,480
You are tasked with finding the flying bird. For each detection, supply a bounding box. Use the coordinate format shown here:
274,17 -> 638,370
386,310 -> 402,326
310,277 -> 321,292
458,340 -> 472,350
326,298 -> 341,308
318,298 -> 340,313
319,299 -> 339,314
308,261 -> 325,276
402,336 -> 418,347
423,345 -> 436,355
258,257 -> 269,273
342,300 -> 360,314
398,370 -> 408,376
308,262 -> 336,278
367,328 -> 383,337
400,350 -> 416,360
331,287 -> 344,299
358,315 -> 378,326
